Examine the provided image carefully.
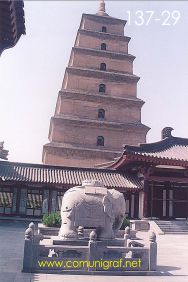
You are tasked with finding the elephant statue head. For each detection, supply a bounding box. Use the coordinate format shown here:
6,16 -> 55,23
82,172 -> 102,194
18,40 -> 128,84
59,180 -> 126,240
108,188 -> 126,235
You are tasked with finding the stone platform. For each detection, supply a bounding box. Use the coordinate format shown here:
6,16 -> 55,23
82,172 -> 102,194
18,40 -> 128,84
1,220 -> 188,282
22,223 -> 157,274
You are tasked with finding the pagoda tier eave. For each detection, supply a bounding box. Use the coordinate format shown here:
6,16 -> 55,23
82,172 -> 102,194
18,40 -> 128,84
81,13 -> 127,26
66,67 -> 140,82
78,29 -> 131,42
50,115 -> 150,132
58,89 -> 145,106
72,47 -> 135,61
43,142 -> 122,155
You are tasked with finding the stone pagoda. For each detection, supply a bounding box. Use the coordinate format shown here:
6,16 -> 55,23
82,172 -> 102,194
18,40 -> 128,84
42,1 -> 149,167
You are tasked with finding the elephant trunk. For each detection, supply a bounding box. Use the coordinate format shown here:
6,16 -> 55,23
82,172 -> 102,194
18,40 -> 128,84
108,189 -> 126,236
113,214 -> 124,235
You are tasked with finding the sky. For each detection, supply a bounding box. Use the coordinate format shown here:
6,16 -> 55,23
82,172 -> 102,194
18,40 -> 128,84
0,0 -> 188,164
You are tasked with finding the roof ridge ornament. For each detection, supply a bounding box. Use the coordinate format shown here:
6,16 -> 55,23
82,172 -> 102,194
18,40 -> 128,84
96,0 -> 109,17
161,127 -> 174,139
0,141 -> 8,160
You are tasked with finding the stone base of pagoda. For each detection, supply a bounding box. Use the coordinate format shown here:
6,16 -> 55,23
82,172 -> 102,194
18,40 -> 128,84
43,143 -> 121,168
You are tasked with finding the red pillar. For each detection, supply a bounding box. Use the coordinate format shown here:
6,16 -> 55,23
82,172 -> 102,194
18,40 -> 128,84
143,180 -> 149,218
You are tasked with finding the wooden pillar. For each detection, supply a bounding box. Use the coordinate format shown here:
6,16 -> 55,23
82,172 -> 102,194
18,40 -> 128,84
162,189 -> 167,217
143,180 -> 149,218
12,188 -> 17,214
139,188 -> 148,219
139,191 -> 144,219
126,198 -> 130,217
125,192 -> 130,218
150,181 -> 154,219
42,189 -> 49,214
131,193 -> 135,218
51,190 -> 57,212
143,192 -> 148,218
169,184 -> 173,218
19,188 -> 27,215
134,192 -> 139,218
187,189 -> 188,219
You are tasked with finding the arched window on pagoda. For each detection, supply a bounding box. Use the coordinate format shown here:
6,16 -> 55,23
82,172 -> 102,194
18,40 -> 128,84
101,26 -> 107,33
97,136 -> 104,146
100,63 -> 106,71
101,43 -> 107,50
98,109 -> 105,119
99,84 -> 106,93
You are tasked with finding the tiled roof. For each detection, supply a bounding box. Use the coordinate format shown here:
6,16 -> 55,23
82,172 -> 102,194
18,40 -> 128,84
124,137 -> 188,162
111,135 -> 188,169
0,161 -> 142,190
131,145 -> 188,161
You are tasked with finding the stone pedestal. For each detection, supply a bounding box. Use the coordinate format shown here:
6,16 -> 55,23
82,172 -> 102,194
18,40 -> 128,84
130,220 -> 150,231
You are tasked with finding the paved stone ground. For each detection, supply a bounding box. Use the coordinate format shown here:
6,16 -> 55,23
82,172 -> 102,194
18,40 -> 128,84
0,220 -> 188,282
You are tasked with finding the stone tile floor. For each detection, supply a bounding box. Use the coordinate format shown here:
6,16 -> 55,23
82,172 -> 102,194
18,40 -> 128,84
0,220 -> 188,282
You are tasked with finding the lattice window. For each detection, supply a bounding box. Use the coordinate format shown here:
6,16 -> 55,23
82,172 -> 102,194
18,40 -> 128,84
0,189 -> 13,208
26,189 -> 43,216
0,187 -> 13,215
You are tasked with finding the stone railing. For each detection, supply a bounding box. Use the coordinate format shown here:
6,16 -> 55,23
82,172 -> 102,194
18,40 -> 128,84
38,223 -> 137,239
23,223 -> 157,274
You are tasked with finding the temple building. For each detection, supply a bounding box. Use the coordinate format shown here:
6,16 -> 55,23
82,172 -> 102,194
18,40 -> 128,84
111,127 -> 188,219
42,0 -> 149,168
1,2 -> 187,231
0,0 -> 25,55
1,127 -> 188,222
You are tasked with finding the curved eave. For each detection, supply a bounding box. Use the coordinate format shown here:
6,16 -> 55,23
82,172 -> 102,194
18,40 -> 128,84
109,154 -> 133,170
111,153 -> 188,170
124,136 -> 188,153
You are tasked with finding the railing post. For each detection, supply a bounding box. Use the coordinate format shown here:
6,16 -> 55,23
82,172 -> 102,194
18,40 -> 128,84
149,231 -> 157,271
29,222 -> 35,241
22,227 -> 34,272
124,226 -> 130,246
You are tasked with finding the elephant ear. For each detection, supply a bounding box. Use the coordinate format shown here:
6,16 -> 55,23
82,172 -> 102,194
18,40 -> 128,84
103,196 -> 113,219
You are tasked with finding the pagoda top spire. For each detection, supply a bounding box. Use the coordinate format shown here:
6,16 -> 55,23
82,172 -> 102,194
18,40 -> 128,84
96,0 -> 109,17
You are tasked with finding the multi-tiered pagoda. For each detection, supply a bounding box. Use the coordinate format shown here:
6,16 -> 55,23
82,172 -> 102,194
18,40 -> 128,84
43,1 -> 149,167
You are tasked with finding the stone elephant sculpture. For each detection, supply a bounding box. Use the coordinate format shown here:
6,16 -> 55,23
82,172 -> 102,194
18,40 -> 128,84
59,180 -> 126,240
